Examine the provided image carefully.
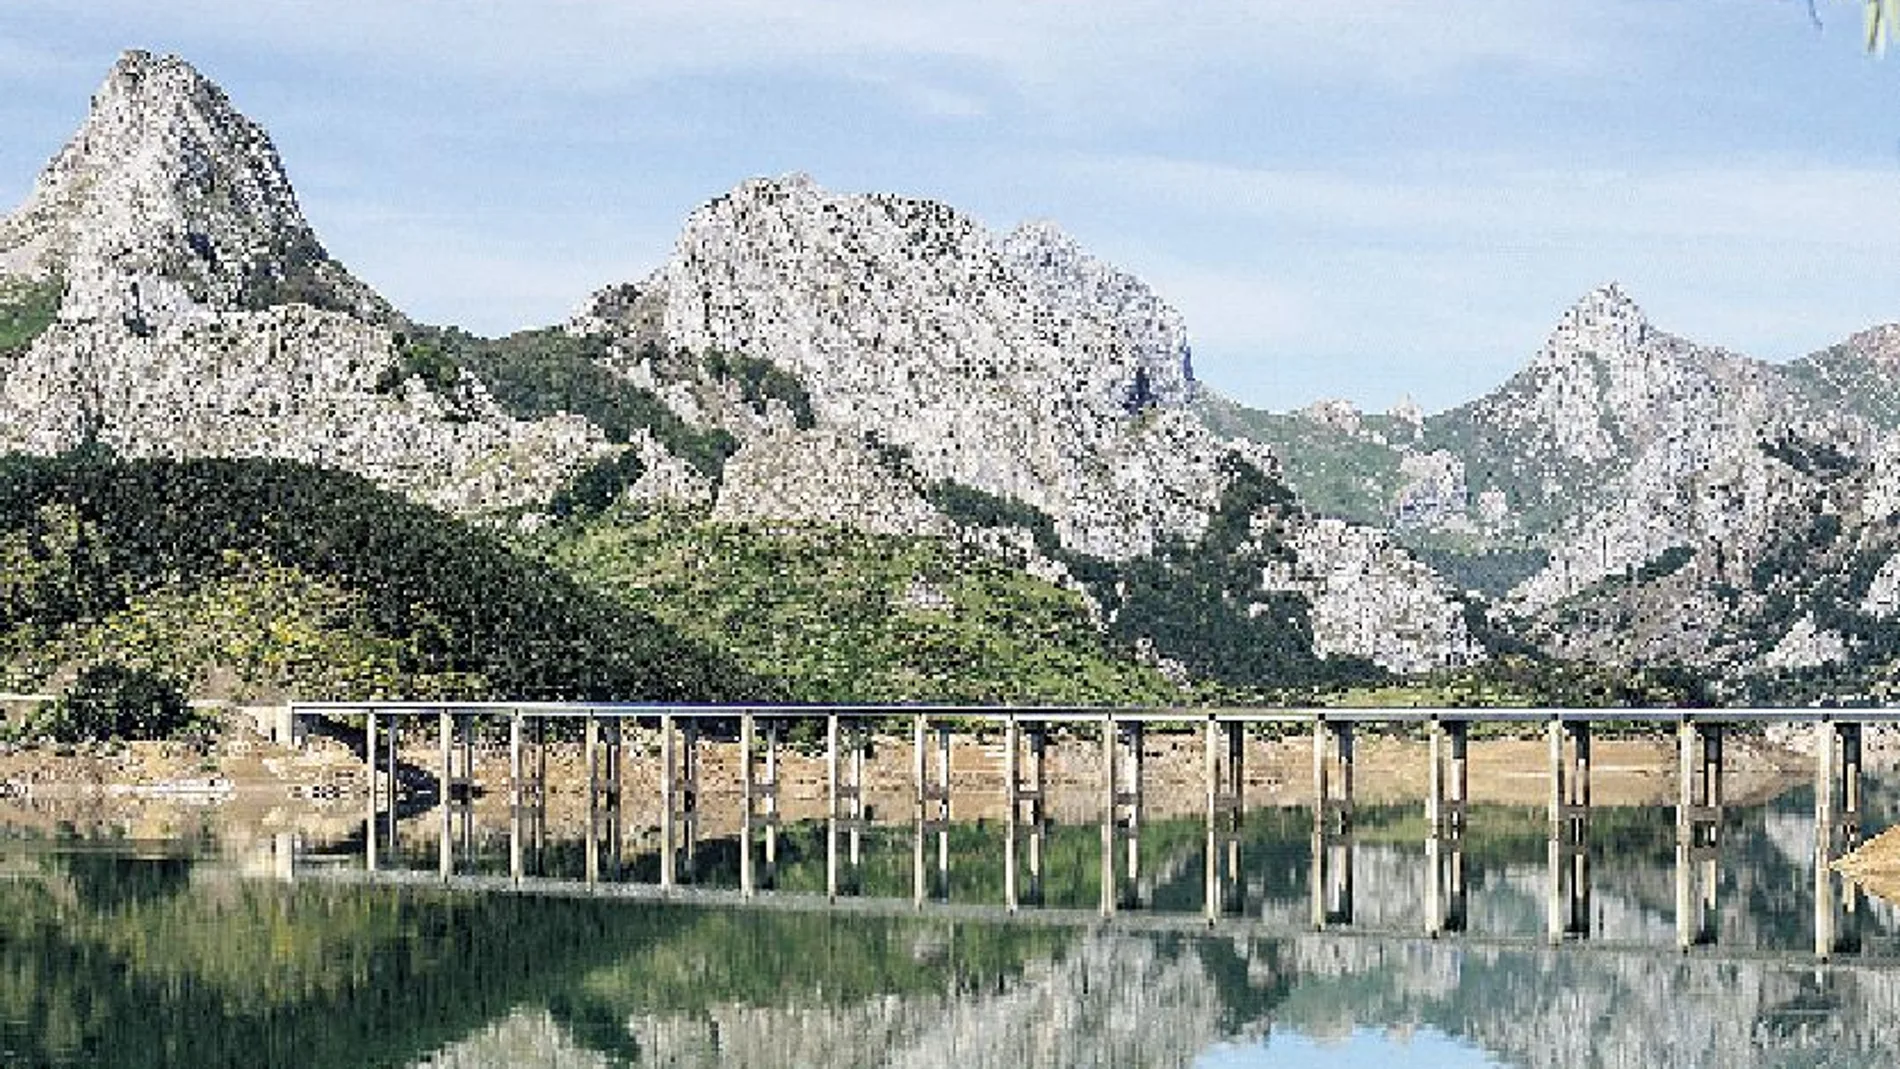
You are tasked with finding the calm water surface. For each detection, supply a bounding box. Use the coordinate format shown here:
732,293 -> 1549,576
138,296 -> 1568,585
4,773 -> 1899,1067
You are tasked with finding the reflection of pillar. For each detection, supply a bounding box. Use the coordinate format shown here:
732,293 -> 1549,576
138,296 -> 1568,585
365,710 -> 379,873
1447,835 -> 1467,933
1309,801 -> 1324,930
1327,836 -> 1353,925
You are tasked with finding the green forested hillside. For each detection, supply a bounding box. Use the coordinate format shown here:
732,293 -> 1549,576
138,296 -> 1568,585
0,453 -> 762,703
543,511 -> 1186,704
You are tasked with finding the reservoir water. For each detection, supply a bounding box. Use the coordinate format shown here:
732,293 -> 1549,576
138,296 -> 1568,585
3,754 -> 1898,1068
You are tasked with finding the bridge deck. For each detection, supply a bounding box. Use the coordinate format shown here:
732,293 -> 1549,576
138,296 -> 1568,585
289,700 -> 1900,724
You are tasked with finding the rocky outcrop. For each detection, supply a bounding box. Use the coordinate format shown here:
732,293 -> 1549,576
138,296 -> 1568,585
574,173 -> 1481,673
0,52 -> 602,516
0,50 -> 385,328
592,174 -> 1225,562
712,428 -> 947,535
1261,518 -> 1482,674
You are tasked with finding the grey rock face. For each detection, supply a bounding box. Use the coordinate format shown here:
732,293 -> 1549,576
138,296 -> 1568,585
619,174 -> 1223,562
712,427 -> 947,535
575,174 -> 1478,673
0,50 -> 385,328
0,52 -> 601,516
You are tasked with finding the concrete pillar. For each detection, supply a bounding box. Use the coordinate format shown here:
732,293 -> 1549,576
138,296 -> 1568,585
365,710 -> 379,873
1226,721 -> 1244,888
1027,725 -> 1044,903
1426,718 -> 1443,937
740,711 -> 755,898
827,712 -> 840,902
1333,721 -> 1354,833
1127,721 -> 1144,888
1101,716 -> 1116,917
1547,717 -> 1564,834
682,720 -> 698,869
1816,719 -> 1838,959
764,718 -> 780,880
439,709 -> 453,883
385,715 -> 399,853
1005,714 -> 1020,913
1677,719 -> 1696,951
1207,715 -> 1221,923
936,724 -> 951,895
659,713 -> 675,891
1844,722 -> 1863,844
509,711 -> 522,884
913,713 -> 927,908
1449,721 -> 1469,837
1547,826 -> 1563,945
1312,715 -> 1327,816
850,718 -> 865,868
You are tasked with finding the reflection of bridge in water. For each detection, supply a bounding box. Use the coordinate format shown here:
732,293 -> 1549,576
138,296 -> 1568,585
289,703 -> 1886,960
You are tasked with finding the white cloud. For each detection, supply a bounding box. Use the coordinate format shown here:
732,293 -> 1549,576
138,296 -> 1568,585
0,0 -> 1649,116
1077,154 -> 1900,250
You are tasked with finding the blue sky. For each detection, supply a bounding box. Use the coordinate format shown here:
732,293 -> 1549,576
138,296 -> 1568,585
2,1 -> 1899,413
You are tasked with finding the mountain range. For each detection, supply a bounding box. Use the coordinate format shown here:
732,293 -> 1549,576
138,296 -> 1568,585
3,50 -> 1892,707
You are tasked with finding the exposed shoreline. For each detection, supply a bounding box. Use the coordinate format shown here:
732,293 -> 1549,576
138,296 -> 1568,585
0,721 -> 1823,844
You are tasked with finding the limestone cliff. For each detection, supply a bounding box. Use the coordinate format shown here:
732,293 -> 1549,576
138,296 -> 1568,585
572,174 -> 1480,674
0,52 -> 605,515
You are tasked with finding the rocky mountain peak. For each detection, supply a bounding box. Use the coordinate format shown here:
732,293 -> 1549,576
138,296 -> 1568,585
1537,281 -> 1648,367
997,220 -> 1195,408
0,49 -> 385,328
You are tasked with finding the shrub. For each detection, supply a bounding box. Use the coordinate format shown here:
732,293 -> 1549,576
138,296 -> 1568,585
43,662 -> 194,742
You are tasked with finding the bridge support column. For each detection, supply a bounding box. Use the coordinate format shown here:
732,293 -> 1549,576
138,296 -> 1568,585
1028,724 -> 1046,906
365,710 -> 379,873
585,715 -> 601,888
1817,719 -> 1836,959
1100,716 -> 1116,918
509,711 -> 523,884
1426,718 -> 1444,937
1207,715 -> 1222,923
1005,714 -> 1020,913
660,713 -> 676,892
827,712 -> 840,902
439,709 -> 453,883
913,713 -> 927,908
740,712 -> 755,898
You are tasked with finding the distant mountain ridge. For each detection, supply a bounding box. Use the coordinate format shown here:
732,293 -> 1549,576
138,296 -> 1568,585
1206,280 -> 1900,697
0,50 -> 1485,700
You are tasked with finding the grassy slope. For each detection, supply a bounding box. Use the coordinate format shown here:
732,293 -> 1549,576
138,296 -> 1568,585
543,511 -> 1185,704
